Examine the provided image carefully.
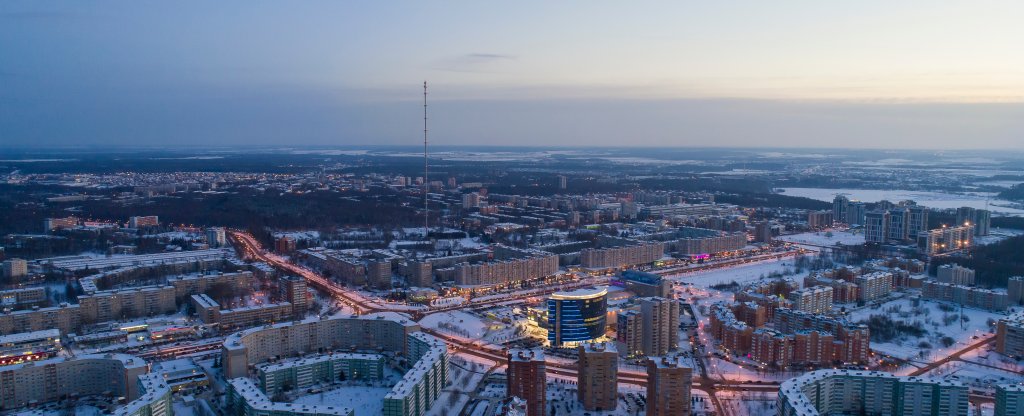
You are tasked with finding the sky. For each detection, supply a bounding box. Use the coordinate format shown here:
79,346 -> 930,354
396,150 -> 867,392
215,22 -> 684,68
1,1 -> 1023,149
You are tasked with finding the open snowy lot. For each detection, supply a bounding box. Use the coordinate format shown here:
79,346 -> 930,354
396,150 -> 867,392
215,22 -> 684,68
666,257 -> 808,289
294,386 -> 392,416
778,229 -> 865,247
847,296 -> 1006,360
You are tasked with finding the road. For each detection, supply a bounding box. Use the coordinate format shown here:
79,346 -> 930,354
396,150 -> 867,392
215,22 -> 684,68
908,336 -> 996,377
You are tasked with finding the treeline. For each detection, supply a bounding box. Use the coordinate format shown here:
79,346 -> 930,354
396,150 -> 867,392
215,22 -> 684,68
929,235 -> 1024,288
714,193 -> 831,210
998,184 -> 1024,202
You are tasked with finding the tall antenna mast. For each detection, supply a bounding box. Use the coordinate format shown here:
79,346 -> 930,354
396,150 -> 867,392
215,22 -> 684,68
423,81 -> 429,237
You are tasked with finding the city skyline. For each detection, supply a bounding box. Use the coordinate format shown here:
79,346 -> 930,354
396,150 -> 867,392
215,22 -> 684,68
2,1 -> 1024,149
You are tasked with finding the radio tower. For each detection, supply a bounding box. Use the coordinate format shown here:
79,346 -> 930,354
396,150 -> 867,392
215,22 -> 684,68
423,81 -> 429,238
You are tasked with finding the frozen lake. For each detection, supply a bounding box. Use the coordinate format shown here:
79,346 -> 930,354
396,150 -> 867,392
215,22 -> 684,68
778,187 -> 1024,216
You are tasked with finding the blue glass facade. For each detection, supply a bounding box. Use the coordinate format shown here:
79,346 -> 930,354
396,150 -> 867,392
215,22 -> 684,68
547,291 -> 607,346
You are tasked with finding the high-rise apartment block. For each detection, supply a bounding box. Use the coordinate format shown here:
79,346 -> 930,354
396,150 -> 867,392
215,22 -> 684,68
615,310 -> 642,357
790,286 -> 833,314
205,227 -> 227,247
936,264 -> 975,286
854,272 -> 893,302
957,206 -> 992,236
2,259 -> 27,279
918,225 -> 974,256
506,349 -> 546,416
281,276 -> 308,319
128,216 -> 159,228
864,204 -> 929,244
1009,276 -> 1024,306
645,355 -> 692,416
577,342 -> 618,411
996,384 -> 1024,416
807,210 -> 833,229
778,370 -> 969,416
639,297 -> 680,356
996,313 -> 1024,358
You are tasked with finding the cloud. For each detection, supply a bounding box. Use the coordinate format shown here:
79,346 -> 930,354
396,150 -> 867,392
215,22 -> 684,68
433,53 -> 516,73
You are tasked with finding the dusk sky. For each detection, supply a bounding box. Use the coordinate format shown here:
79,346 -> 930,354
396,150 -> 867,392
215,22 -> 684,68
2,1 -> 1023,149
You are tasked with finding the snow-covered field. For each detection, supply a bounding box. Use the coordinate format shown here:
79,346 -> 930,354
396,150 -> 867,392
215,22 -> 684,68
778,187 -> 1024,216
666,257 -> 807,288
778,230 -> 864,246
847,297 -> 1005,360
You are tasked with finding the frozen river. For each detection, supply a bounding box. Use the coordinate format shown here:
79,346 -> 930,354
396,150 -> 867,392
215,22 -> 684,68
778,187 -> 1024,216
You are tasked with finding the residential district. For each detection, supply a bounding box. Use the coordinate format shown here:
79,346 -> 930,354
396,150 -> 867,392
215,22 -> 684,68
1,150 -> 1023,416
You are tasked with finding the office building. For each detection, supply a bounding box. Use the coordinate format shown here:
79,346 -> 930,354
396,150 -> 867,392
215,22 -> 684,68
2,259 -> 28,279
205,227 -> 227,247
1009,276 -> 1024,306
128,216 -> 159,228
645,355 -> 692,416
547,287 -> 608,346
577,342 -> 617,411
778,370 -> 969,416
936,264 -> 975,286
619,270 -> 673,298
506,349 -> 546,416
790,286 -> 833,314
639,297 -> 680,356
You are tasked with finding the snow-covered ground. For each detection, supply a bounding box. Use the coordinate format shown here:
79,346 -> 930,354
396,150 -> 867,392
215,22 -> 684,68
666,257 -> 807,289
293,386 -> 392,416
426,354 -> 493,416
777,229 -> 865,247
974,228 -> 1024,245
777,187 -> 1024,216
847,296 -> 1005,360
926,360 -> 1024,390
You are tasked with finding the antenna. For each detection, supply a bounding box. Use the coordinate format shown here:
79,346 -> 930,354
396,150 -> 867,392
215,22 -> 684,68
423,81 -> 429,238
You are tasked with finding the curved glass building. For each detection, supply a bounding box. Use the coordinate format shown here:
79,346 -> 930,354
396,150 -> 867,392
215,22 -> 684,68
547,287 -> 608,346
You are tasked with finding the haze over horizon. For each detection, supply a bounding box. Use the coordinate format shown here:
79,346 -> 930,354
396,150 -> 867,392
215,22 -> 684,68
2,1 -> 1023,149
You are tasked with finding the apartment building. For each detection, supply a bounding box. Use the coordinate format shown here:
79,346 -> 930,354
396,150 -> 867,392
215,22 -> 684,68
645,355 -> 692,416
778,370 -> 969,416
790,286 -> 833,314
936,264 -> 975,286
639,297 -> 680,356
506,349 -> 546,416
996,314 -> 1024,358
577,342 -> 618,411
